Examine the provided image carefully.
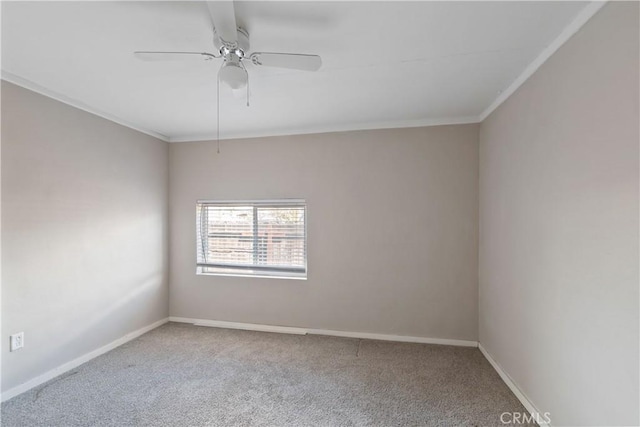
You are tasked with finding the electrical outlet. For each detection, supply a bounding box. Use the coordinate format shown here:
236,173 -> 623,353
10,332 -> 24,352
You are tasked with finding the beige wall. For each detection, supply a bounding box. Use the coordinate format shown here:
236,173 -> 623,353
1,82 -> 169,393
479,3 -> 639,426
3,5 -> 636,422
170,125 -> 479,340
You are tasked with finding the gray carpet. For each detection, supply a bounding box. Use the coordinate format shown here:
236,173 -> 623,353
2,323 -> 534,426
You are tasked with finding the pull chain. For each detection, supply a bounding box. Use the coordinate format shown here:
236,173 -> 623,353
216,62 -> 250,155
246,78 -> 250,107
237,60 -> 250,107
216,73 -> 220,154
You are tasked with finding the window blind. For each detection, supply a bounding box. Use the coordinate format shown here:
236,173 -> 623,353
196,200 -> 307,278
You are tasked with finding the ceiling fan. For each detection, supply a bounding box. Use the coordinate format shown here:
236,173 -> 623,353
134,1 -> 322,97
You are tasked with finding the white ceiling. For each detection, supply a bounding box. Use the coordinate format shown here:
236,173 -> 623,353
2,1 -> 591,142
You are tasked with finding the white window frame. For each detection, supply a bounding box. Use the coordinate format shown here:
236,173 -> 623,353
196,199 -> 307,280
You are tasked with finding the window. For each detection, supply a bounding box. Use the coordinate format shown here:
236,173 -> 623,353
196,200 -> 307,279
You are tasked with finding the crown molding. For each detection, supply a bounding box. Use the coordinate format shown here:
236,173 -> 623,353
0,70 -> 479,143
1,1 -> 605,143
1,71 -> 170,142
478,1 -> 607,122
168,115 -> 481,143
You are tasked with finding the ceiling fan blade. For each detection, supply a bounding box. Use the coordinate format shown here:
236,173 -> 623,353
249,52 -> 322,71
134,51 -> 218,61
206,1 -> 238,45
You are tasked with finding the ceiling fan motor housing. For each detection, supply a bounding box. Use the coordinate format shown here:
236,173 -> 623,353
215,27 -> 250,90
214,27 -> 250,57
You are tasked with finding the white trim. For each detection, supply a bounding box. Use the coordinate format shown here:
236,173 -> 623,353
0,69 -> 475,143
1,69 -> 474,144
167,116 -> 480,143
478,343 -> 551,427
168,317 -> 478,347
1,317 -> 169,402
478,1 -> 606,122
197,199 -> 305,205
1,2 -> 604,144
1,71 -> 170,142
308,328 -> 477,347
196,271 -> 307,280
169,317 -> 308,335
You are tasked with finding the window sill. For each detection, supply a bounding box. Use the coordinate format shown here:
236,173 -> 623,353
196,268 -> 307,281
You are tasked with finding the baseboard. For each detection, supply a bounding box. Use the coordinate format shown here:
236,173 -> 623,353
169,317 -> 478,348
478,343 -> 551,427
169,317 -> 308,335
308,328 -> 478,347
1,317 -> 170,402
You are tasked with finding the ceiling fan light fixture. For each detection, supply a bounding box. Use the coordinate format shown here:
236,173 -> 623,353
219,60 -> 248,90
